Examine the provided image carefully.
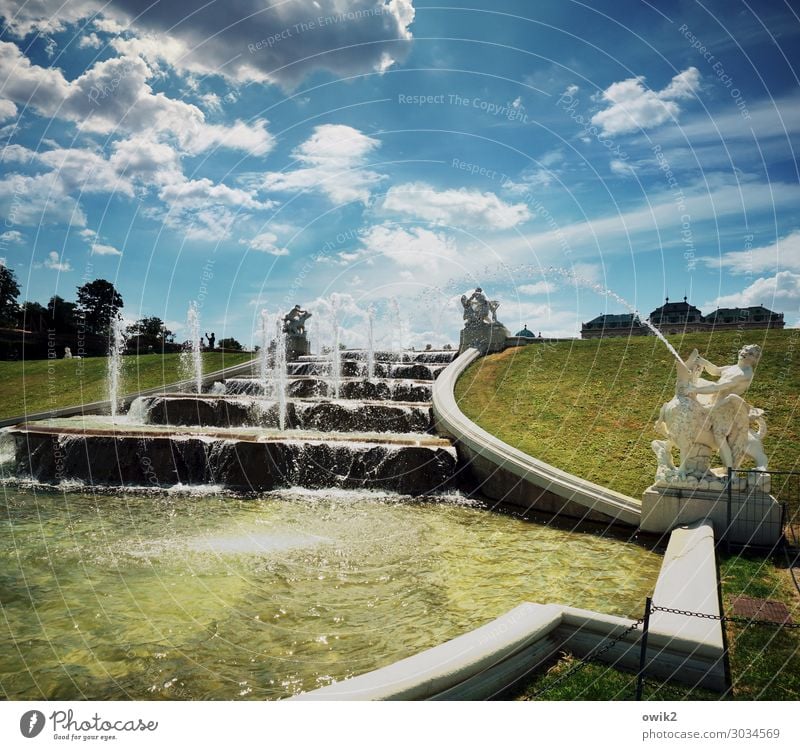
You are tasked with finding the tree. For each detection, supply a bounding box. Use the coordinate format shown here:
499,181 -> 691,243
126,316 -> 174,352
47,295 -> 77,332
0,264 -> 20,326
217,337 -> 243,351
19,301 -> 47,332
76,279 -> 123,335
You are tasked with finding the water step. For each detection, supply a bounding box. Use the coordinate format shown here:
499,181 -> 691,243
286,361 -> 446,380
215,377 -> 433,402
130,395 -> 432,433
9,419 -> 456,495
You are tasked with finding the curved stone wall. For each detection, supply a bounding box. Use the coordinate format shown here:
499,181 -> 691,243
432,347 -> 642,526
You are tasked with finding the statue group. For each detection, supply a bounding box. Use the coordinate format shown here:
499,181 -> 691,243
458,287 -> 510,354
652,344 -> 768,489
282,304 -> 312,359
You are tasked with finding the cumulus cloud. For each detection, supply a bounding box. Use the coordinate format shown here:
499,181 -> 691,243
357,223 -> 459,273
706,271 -> 800,320
382,182 -> 530,230
1,0 -> 415,88
591,67 -> 700,137
0,42 -> 274,156
42,250 -> 72,271
239,232 -> 289,256
0,230 -> 23,244
91,242 -> 122,256
518,281 -> 556,295
699,230 -> 800,275
263,124 -> 384,205
0,98 -> 16,122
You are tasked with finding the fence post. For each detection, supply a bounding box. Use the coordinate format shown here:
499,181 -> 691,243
635,596 -> 652,701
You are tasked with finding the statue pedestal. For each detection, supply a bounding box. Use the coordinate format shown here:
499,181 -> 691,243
286,334 -> 310,361
459,322 -> 510,355
640,481 -> 782,546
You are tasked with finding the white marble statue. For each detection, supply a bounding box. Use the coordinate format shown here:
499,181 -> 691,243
651,345 -> 768,488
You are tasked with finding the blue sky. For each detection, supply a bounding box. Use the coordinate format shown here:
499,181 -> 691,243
0,0 -> 798,348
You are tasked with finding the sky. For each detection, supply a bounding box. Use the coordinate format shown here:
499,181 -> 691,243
0,0 -> 798,349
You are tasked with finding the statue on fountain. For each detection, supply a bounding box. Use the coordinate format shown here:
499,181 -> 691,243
458,287 -> 510,354
651,344 -> 768,490
282,304 -> 312,358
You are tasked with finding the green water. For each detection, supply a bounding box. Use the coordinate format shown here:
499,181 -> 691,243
0,487 -> 661,700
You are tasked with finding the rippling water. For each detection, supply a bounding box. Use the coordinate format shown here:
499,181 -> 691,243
0,487 -> 662,700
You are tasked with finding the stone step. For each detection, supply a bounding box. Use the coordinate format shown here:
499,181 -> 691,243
9,419 -> 456,495
286,361 -> 446,380
129,395 -> 433,433
214,377 -> 433,402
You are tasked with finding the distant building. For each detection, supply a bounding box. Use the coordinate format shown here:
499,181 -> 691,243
581,313 -> 648,339
515,325 -> 537,339
580,297 -> 785,339
703,306 -> 784,331
647,297 -> 704,334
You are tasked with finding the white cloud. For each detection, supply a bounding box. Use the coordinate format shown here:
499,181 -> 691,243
699,230 -> 800,275
357,224 -> 459,273
591,67 -> 700,137
518,281 -> 556,295
382,182 -> 530,230
42,251 -> 72,271
263,124 -> 384,205
0,171 -> 87,226
705,271 -> 800,321
0,42 -> 274,157
0,230 -> 23,244
610,159 -> 634,176
79,32 -> 103,49
91,242 -> 122,256
239,232 -> 289,256
0,98 -> 16,122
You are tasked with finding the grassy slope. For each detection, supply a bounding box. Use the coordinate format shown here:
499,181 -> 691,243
0,352 -> 253,419
455,330 -> 800,499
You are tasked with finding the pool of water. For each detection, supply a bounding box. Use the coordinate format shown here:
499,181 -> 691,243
0,487 -> 662,700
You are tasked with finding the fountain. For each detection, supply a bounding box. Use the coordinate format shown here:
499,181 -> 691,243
273,316 -> 288,431
388,297 -> 403,362
366,304 -> 376,379
329,295 -> 342,398
181,301 -> 203,393
258,308 -> 270,388
107,316 -> 126,422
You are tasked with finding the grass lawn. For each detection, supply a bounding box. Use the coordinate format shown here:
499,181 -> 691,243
515,552 -> 800,700
0,352 -> 254,420
455,329 -> 800,500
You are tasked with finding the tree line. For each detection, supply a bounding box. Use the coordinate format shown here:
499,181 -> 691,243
0,265 -> 243,358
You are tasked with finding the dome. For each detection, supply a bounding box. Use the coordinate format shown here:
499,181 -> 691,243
515,325 -> 536,339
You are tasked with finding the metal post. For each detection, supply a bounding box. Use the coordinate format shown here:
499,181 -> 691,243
726,467 -> 733,555
635,596 -> 652,701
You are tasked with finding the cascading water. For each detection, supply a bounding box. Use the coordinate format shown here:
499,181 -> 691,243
366,304 -> 376,380
258,309 -> 270,387
273,316 -> 288,430
330,296 -> 342,398
388,297 -> 403,363
107,317 -> 126,422
547,267 -> 684,363
181,301 -> 203,393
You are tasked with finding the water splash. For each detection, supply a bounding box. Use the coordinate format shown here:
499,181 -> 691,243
388,297 -> 403,361
181,301 -> 203,393
547,267 -> 683,363
366,304 -> 376,379
258,309 -> 270,386
273,316 -> 288,430
107,317 -> 126,421
330,295 -> 342,398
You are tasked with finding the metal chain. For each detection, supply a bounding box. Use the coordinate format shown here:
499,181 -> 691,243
530,617 -> 644,698
651,604 -> 800,629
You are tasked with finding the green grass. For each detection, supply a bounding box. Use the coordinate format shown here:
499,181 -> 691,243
515,552 -> 800,700
455,330 -> 800,499
0,352 -> 254,420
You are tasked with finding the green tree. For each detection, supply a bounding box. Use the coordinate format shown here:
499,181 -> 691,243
76,279 -> 123,335
217,337 -> 243,351
19,300 -> 47,332
0,264 -> 20,326
126,316 -> 174,351
47,295 -> 78,332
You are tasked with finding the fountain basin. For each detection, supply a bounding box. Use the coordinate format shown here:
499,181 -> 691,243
131,395 -> 433,433
10,419 -> 456,494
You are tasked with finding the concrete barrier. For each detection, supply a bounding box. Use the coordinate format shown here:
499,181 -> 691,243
432,347 -> 641,526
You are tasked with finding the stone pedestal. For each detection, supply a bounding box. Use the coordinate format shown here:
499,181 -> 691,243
459,322 -> 510,355
286,333 -> 310,361
640,482 -> 782,547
